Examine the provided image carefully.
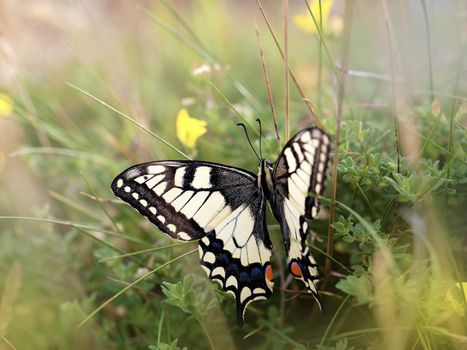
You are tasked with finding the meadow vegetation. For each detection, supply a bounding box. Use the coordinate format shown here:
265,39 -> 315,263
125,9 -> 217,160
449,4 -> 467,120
0,1 -> 465,349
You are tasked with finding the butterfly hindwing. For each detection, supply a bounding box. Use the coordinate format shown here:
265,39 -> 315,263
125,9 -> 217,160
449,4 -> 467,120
112,160 -> 274,325
198,192 -> 274,326
272,127 -> 331,303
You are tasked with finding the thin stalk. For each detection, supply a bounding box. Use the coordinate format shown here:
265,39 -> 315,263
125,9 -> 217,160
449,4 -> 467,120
243,324 -> 265,339
160,0 -> 208,53
272,245 -> 286,327
0,216 -> 148,245
0,336 -> 17,350
283,0 -> 290,140
73,226 -> 125,256
330,326 -> 413,341
317,0 -> 323,111
255,20 -> 281,149
49,191 -> 102,221
381,0 -> 401,173
261,320 -> 304,347
318,296 -> 350,347
303,0 -> 337,76
157,308 -> 165,346
81,172 -> 122,235
141,7 -> 262,111
193,315 -> 215,350
309,244 -> 351,273
420,0 -> 434,102
303,0 -> 357,123
99,242 -> 192,262
446,44 -> 465,179
256,0 -> 323,128
208,81 -> 260,137
356,182 -> 379,217
67,83 -> 191,160
9,147 -> 111,165
324,0 -> 354,282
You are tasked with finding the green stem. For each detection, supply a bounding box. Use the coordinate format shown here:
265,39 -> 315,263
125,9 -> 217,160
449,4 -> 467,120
194,315 -> 215,350
318,295 -> 350,347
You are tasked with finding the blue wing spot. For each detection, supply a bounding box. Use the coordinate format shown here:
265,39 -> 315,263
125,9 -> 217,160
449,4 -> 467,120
210,240 -> 223,253
238,271 -> 250,285
250,266 -> 264,282
226,262 -> 239,276
216,253 -> 229,267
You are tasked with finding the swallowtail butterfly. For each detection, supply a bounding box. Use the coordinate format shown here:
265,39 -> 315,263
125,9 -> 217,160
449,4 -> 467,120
111,127 -> 331,326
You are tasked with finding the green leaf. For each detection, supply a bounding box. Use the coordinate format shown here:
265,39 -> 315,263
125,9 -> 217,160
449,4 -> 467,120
336,275 -> 373,305
149,339 -> 187,350
161,275 -> 196,315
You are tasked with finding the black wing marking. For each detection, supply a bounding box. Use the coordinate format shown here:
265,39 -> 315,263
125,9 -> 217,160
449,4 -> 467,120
111,160 -> 257,241
198,191 -> 273,326
112,160 -> 274,325
272,127 -> 331,303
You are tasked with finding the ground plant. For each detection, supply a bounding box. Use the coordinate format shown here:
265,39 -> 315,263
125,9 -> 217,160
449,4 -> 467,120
0,1 -> 465,349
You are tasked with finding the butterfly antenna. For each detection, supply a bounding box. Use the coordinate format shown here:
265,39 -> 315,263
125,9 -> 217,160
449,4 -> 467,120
256,118 -> 263,159
237,122 -> 261,162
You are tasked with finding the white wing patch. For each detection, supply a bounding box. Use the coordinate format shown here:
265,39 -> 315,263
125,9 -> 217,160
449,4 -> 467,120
191,166 -> 212,189
147,165 -> 166,174
284,148 -> 297,173
180,191 -> 210,219
174,166 -> 186,187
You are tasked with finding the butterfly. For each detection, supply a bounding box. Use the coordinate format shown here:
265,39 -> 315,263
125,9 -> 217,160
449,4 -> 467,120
111,126 -> 331,326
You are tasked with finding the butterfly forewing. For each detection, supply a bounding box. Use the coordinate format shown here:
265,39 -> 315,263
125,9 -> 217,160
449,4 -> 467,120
112,161 -> 257,240
272,127 -> 331,304
112,160 -> 274,325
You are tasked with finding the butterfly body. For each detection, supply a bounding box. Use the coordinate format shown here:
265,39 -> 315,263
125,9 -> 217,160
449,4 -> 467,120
112,127 -> 330,326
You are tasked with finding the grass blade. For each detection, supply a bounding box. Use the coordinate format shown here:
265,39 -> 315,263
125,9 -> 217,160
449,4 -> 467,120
324,0 -> 355,282
255,20 -> 281,149
0,216 -> 148,245
256,0 -> 323,129
77,248 -> 197,328
283,0 -> 290,140
67,83 -> 191,160
318,295 -> 350,348
99,242 -> 193,262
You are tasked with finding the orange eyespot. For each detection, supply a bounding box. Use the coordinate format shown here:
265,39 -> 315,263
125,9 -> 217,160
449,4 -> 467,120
290,261 -> 302,277
265,264 -> 273,281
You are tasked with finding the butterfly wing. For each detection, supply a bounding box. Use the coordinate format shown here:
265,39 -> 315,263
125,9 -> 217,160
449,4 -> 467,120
199,191 -> 273,326
272,127 -> 331,303
112,160 -> 273,325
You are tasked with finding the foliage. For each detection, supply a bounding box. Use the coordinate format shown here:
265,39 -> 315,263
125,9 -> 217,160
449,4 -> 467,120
0,0 -> 465,349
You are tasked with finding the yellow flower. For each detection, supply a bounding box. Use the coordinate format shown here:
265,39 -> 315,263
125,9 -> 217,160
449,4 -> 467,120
176,108 -> 207,150
446,282 -> 467,317
293,0 -> 342,35
0,93 -> 13,117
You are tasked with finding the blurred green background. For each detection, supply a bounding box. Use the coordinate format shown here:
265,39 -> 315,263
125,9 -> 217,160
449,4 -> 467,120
0,0 -> 465,349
